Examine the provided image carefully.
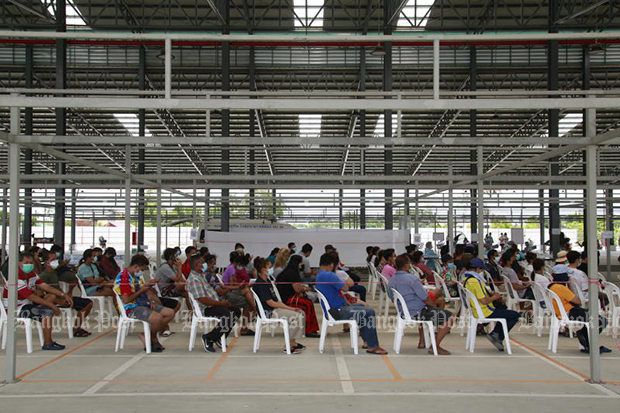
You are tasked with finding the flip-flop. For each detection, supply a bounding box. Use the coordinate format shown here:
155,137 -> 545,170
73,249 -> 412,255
73,329 -> 90,337
241,330 -> 255,336
366,347 -> 388,355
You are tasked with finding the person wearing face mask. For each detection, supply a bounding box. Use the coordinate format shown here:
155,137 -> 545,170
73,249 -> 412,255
220,252 -> 256,336
2,252 -> 74,350
38,249 -> 79,296
154,248 -> 187,298
316,253 -> 388,355
464,258 -> 520,352
186,254 -> 240,353
77,249 -> 115,298
91,247 -> 108,280
276,255 -> 320,337
287,242 -> 297,254
548,264 -> 611,354
440,254 -> 459,298
113,254 -> 175,352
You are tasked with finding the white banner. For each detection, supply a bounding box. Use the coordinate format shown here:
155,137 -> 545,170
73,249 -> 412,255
201,229 -> 409,267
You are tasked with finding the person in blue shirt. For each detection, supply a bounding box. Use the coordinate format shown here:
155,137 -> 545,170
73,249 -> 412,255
389,254 -> 454,355
316,252 -> 387,355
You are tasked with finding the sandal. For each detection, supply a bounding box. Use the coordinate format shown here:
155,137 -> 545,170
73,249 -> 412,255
73,329 -> 91,337
366,347 -> 388,355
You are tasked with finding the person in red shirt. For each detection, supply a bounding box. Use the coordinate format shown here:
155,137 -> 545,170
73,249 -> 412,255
100,247 -> 121,280
181,246 -> 197,278
2,252 -> 73,350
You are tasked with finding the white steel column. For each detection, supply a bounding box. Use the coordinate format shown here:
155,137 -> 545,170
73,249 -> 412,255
155,164 -> 162,267
5,102 -> 20,383
477,146 -> 485,258
433,39 -> 440,100
586,105 -> 601,381
1,188 -> 7,264
164,38 -> 172,100
414,187 -> 419,234
448,165 -> 454,254
124,145 -> 131,262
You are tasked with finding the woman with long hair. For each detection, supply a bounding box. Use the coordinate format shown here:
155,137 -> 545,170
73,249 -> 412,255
273,248 -> 291,277
276,255 -> 320,338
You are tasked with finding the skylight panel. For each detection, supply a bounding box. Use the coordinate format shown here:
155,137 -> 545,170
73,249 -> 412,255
299,114 -> 322,148
372,114 -> 399,148
114,114 -> 153,138
398,1 -> 435,29
293,0 -> 324,29
44,0 -> 88,26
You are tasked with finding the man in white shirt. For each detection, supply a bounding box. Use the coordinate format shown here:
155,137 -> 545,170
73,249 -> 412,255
567,250 -> 589,299
296,243 -> 316,283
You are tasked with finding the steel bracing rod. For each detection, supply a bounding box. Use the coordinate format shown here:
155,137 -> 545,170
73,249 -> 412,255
6,0 -> 55,22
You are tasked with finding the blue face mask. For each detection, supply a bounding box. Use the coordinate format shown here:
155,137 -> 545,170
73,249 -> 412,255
176,251 -> 181,256
447,263 -> 455,269
202,263 -> 208,272
56,252 -> 61,258
133,270 -> 144,279
267,268 -> 274,276
291,248 -> 297,253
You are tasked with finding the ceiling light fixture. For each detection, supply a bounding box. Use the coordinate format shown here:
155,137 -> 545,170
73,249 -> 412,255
589,43 -> 605,55
370,43 -> 387,57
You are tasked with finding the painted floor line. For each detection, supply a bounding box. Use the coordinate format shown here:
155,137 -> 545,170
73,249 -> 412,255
512,338 -> 620,398
331,336 -> 354,394
0,391 -> 613,399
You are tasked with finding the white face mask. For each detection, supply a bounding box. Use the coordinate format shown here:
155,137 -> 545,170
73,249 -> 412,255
49,260 -> 59,269
267,268 -> 274,276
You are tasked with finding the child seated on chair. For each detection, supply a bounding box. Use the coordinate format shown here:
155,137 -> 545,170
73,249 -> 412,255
389,254 -> 453,355
2,252 -> 73,350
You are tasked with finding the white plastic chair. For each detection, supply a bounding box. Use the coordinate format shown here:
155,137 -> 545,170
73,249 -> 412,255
391,289 -> 437,355
568,275 -> 588,307
501,275 -> 535,312
152,283 -> 184,323
187,292 -> 228,352
531,283 -> 552,337
377,274 -> 392,317
0,304 -> 44,353
546,288 -> 590,353
460,283 -> 513,354
250,289 -> 291,355
368,264 -> 381,300
113,291 -> 151,354
76,276 -> 112,327
602,281 -> 620,338
316,290 -> 358,355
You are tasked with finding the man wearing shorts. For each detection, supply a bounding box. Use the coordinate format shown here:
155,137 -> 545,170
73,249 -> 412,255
113,254 -> 175,352
389,254 -> 454,355
2,252 -> 75,350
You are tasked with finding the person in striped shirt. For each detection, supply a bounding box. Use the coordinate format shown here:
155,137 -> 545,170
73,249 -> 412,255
113,254 -> 175,353
2,251 -> 73,350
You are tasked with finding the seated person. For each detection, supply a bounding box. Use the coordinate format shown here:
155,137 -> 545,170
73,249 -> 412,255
113,254 -> 175,352
49,244 -> 77,291
325,244 -> 362,283
267,248 -> 280,266
548,265 -> 610,354
186,254 -> 240,353
316,253 -> 388,355
440,254 -> 459,299
181,246 -> 197,278
463,257 -> 520,352
253,257 -> 305,354
411,251 -> 436,285
532,258 -> 550,289
566,251 -> 589,299
276,255 -> 320,337
501,250 -> 533,301
296,243 -> 317,283
219,252 -> 255,336
38,250 -> 78,295
389,254 -> 454,355
91,247 -> 109,280
77,249 -> 115,298
485,249 -> 502,285
272,248 -> 291,278
155,248 -> 187,298
100,247 -> 121,279
2,252 -> 74,350
380,249 -> 397,280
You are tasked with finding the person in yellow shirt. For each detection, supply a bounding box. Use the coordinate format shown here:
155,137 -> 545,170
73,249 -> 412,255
548,265 -> 610,354
464,258 -> 520,352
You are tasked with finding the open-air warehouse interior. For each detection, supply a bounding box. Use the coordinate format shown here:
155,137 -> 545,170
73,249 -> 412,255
2,1 -> 620,411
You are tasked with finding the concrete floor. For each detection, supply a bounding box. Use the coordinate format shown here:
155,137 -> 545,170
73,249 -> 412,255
1,297 -> 620,412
